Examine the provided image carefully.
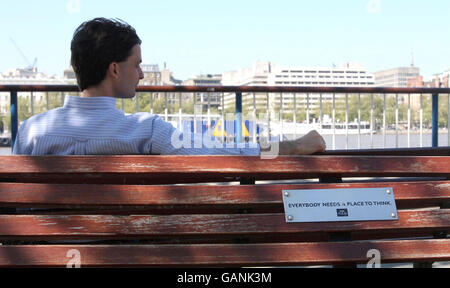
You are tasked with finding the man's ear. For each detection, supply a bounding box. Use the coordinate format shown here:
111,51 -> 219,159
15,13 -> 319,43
108,62 -> 120,79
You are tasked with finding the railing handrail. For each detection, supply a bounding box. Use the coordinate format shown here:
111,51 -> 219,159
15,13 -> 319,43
1,84 -> 450,94
2,84 -> 448,151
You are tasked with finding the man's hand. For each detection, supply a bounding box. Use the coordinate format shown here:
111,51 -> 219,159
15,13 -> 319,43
279,130 -> 326,155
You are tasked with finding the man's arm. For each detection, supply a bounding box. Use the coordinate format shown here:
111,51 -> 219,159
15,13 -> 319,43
260,130 -> 326,155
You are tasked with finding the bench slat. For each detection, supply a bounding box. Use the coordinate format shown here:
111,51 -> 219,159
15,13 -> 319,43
324,147 -> 450,156
0,239 -> 448,267
1,156 -> 449,184
1,181 -> 448,210
0,209 -> 447,241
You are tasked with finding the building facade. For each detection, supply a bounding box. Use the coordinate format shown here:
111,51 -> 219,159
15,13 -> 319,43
138,64 -> 182,108
0,68 -> 69,114
374,66 -> 420,88
407,74 -> 449,88
373,66 -> 420,106
221,62 -> 375,120
406,69 -> 449,110
0,67 -> 72,132
268,63 -> 374,87
221,62 -> 272,117
182,74 -> 222,110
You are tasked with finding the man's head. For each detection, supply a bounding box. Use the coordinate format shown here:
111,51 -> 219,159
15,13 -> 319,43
71,18 -> 143,97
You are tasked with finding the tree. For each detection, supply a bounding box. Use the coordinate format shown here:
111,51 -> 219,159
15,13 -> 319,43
419,94 -> 449,128
0,112 -> 10,133
438,96 -> 449,127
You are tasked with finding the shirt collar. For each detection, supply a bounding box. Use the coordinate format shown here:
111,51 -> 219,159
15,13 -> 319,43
63,96 -> 117,110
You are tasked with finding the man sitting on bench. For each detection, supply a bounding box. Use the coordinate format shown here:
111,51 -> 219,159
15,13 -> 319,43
13,17 -> 325,157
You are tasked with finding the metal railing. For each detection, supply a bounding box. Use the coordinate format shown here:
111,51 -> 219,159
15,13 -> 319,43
1,85 -> 449,151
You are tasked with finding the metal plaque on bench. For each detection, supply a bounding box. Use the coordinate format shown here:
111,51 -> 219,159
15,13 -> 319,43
282,187 -> 398,223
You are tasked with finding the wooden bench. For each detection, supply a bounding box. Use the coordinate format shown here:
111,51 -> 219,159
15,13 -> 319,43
0,148 -> 449,268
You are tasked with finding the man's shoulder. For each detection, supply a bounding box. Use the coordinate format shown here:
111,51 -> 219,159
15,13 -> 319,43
124,112 -> 175,134
23,107 -> 63,124
126,112 -> 162,123
18,108 -> 67,136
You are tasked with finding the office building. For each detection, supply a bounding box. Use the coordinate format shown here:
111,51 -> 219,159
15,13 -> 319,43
374,66 -> 420,106
183,74 -> 222,110
221,62 -> 374,119
140,64 -> 161,86
268,62 -> 374,87
374,66 -> 420,88
139,64 -> 181,106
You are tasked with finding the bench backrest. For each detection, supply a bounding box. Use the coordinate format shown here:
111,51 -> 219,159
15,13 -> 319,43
1,154 -> 449,184
0,152 -> 449,267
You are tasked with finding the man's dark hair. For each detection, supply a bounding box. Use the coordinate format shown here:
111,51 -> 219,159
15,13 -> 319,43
70,17 -> 142,91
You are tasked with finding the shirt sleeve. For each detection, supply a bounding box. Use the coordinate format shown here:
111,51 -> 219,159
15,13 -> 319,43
12,121 -> 25,155
148,116 -> 260,156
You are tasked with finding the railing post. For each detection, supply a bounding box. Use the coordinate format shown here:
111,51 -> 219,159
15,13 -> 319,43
10,91 -> 18,151
432,93 -> 439,147
235,92 -> 242,143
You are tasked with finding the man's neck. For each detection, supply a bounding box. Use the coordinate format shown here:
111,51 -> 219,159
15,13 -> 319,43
81,82 -> 116,98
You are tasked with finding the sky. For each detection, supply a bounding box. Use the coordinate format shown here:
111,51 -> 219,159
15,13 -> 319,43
0,0 -> 449,80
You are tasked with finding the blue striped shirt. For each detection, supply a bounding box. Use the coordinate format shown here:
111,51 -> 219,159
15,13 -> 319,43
13,96 -> 260,156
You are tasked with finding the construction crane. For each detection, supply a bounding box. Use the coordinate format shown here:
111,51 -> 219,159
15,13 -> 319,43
9,37 -> 37,72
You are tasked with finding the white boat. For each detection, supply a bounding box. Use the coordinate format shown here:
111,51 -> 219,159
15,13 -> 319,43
260,120 -> 373,136
166,117 -> 374,138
